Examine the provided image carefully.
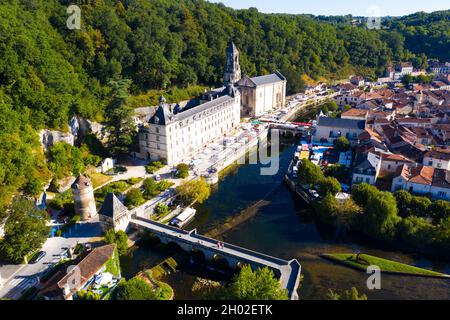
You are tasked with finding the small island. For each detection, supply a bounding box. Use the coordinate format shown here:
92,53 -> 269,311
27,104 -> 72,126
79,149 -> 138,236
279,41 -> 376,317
322,253 -> 449,278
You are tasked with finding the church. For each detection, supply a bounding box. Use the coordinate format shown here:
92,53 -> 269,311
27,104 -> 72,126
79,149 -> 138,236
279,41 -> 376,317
225,42 -> 287,117
138,42 -> 287,165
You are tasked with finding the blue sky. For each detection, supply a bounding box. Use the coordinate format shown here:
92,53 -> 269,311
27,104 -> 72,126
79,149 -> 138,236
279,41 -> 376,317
208,0 -> 449,16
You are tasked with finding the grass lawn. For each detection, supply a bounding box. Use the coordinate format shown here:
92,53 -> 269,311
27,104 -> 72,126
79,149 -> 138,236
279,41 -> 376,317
89,172 -> 113,188
322,253 -> 449,278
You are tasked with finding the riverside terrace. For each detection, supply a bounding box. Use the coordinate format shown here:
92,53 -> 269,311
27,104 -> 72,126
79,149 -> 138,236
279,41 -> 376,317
130,216 -> 302,300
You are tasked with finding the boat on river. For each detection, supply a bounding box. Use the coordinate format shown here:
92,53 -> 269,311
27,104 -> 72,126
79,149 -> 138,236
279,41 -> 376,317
170,208 -> 197,228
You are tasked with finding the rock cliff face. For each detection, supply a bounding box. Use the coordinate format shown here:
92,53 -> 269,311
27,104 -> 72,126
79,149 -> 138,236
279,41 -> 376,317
39,116 -> 107,150
39,129 -> 74,150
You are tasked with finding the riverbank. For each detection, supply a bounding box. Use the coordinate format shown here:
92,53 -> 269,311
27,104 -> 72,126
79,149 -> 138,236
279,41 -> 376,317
322,253 -> 450,278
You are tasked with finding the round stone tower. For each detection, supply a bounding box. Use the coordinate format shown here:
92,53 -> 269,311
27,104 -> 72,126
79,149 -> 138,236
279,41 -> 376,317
71,175 -> 97,221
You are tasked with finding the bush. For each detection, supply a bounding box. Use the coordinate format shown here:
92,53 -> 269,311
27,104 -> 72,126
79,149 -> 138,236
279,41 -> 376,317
176,178 -> 211,205
142,179 -> 174,200
225,266 -> 288,300
351,183 -> 379,207
297,159 -> 324,186
125,189 -> 145,208
154,203 -> 170,217
104,229 -> 129,256
175,163 -> 190,179
77,290 -> 101,300
318,177 -> 341,196
360,191 -> 401,240
335,136 -> 350,152
145,161 -> 164,174
115,277 -> 157,300
397,216 -> 434,250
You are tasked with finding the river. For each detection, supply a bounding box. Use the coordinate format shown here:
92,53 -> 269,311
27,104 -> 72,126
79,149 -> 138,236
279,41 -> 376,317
123,137 -> 450,300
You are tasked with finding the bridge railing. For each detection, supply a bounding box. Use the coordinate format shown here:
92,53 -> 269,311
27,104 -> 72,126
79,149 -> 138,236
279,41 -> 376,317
132,216 -> 191,235
132,216 -> 290,267
191,233 -> 289,266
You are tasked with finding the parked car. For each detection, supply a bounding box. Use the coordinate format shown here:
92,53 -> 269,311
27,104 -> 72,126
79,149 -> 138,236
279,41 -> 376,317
308,189 -> 320,199
153,174 -> 162,181
29,251 -> 46,264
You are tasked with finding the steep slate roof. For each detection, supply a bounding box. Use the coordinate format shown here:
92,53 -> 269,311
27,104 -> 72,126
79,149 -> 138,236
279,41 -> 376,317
238,71 -> 286,87
317,117 -> 366,130
99,193 -> 128,218
148,93 -> 236,126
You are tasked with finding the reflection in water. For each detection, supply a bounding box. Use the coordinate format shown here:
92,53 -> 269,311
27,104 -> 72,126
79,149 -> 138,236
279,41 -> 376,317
124,138 -> 450,300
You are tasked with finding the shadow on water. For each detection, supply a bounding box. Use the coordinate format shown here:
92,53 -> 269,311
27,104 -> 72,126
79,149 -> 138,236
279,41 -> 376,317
120,236 -> 235,300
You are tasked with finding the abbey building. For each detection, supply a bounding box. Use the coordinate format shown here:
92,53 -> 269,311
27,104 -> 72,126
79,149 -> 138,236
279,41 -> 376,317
138,42 -> 287,165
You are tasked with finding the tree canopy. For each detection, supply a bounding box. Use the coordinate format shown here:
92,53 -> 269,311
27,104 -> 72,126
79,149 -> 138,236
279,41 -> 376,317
115,277 -> 157,300
0,198 -> 50,263
226,265 -> 288,300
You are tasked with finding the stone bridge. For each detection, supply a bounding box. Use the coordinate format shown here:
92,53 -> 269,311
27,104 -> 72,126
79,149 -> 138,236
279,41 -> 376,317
130,216 -> 301,300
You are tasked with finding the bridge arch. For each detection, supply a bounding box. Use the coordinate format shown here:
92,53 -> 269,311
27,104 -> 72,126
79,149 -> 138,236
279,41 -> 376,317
210,254 -> 231,269
191,248 -> 207,263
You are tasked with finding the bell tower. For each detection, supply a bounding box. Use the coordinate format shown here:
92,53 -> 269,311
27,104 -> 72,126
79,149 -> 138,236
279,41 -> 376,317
224,41 -> 241,86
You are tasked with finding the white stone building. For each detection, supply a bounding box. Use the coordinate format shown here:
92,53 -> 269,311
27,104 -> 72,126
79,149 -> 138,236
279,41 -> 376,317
392,164 -> 450,200
313,116 -> 366,145
139,89 -> 241,165
423,149 -> 450,170
237,72 -> 287,117
138,41 -> 288,165
99,193 -> 131,232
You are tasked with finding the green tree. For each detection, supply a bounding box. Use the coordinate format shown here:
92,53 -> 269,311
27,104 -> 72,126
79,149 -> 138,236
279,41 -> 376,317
176,178 -> 211,204
428,200 -> 450,223
154,203 -> 170,217
335,136 -> 350,152
351,183 -> 379,208
318,177 -> 341,196
77,290 -> 101,300
397,216 -> 434,250
105,79 -> 136,156
125,188 -> 145,208
47,142 -> 85,180
360,191 -> 401,240
175,163 -> 190,179
226,265 -> 288,300
104,229 -> 129,256
410,196 -> 431,218
297,160 -> 324,186
394,190 -> 413,217
0,198 -> 50,263
142,178 -> 159,199
115,277 -> 157,300
401,74 -> 413,85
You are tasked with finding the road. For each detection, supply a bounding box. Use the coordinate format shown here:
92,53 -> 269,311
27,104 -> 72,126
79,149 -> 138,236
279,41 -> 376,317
0,219 -> 101,300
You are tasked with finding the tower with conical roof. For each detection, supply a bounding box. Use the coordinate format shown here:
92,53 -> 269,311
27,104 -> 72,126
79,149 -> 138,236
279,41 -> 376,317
71,175 -> 97,221
224,41 -> 241,87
